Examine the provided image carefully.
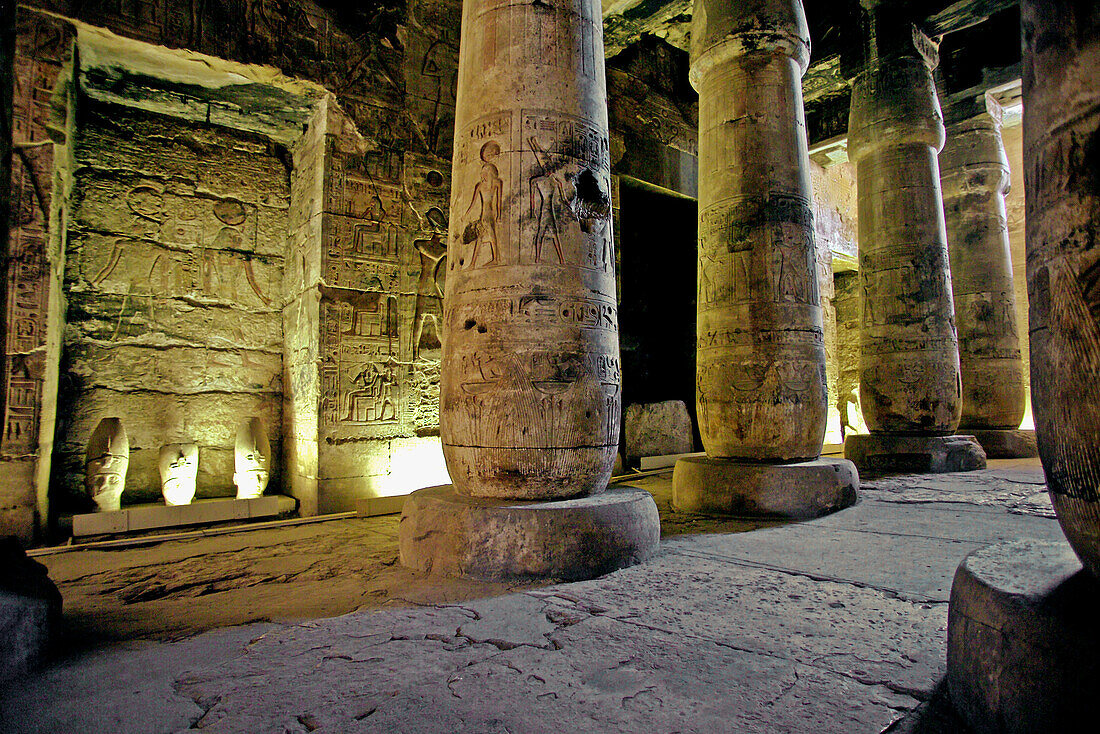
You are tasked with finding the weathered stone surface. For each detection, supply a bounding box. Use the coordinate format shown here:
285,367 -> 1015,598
969,428 -> 1037,460
441,0 -> 619,499
623,400 -> 693,462
848,36 -> 962,435
846,433 -> 986,475
0,536 -> 61,683
672,456 -> 858,519
399,485 -> 659,581
690,0 -> 827,462
941,100 -> 1026,430
947,538 -> 1100,733
1021,0 -> 1100,578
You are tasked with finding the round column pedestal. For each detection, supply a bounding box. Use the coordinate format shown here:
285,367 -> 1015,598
968,429 -> 1038,459
844,434 -> 986,475
947,538 -> 1100,733
398,486 -> 659,581
671,457 -> 858,520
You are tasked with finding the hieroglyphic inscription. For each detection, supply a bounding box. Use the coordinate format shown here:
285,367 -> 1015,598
3,13 -> 68,456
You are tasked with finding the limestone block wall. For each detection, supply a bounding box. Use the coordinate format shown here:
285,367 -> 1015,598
58,102 -> 288,505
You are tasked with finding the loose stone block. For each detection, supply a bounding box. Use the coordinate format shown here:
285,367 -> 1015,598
398,486 -> 660,581
624,400 -> 694,463
1021,0 -> 1100,578
968,429 -> 1037,460
689,0 -> 828,462
0,537 -> 62,683
947,539 -> 1100,733
941,100 -> 1026,431
440,0 -> 620,499
844,433 -> 986,475
672,456 -> 858,520
848,36 -> 962,435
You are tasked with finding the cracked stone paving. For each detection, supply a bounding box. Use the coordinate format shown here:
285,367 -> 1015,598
1,459 -> 1060,733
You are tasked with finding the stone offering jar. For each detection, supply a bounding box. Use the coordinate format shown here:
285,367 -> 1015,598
84,418 -> 129,512
159,443 -> 199,506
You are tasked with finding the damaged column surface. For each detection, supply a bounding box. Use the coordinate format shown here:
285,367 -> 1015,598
399,0 -> 659,579
843,27 -> 985,474
940,96 -> 1034,459
672,0 -> 858,519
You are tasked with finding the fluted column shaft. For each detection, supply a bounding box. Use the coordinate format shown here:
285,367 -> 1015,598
690,0 -> 826,461
1022,0 -> 1100,576
848,48 -> 961,435
941,102 -> 1026,430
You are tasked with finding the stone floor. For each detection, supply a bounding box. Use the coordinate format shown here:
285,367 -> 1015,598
1,459 -> 1060,733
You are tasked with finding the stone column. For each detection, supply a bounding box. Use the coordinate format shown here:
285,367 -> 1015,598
672,0 -> 858,519
945,12 -> 1100,729
940,96 -> 1034,458
843,28 -> 985,474
1022,0 -> 1100,578
399,0 -> 659,579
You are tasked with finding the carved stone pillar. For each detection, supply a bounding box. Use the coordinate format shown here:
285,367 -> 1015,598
945,12 -> 1100,730
672,0 -> 858,519
1022,0 -> 1100,578
843,29 -> 985,474
940,97 -> 1034,458
400,0 -> 659,579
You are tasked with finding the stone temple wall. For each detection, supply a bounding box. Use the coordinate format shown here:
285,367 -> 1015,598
58,102 -> 288,506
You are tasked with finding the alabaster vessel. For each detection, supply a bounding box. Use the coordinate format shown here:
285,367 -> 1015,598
159,443 -> 199,506
234,417 -> 271,500
85,417 -> 129,512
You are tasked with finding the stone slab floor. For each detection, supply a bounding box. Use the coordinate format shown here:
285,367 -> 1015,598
1,459 -> 1059,733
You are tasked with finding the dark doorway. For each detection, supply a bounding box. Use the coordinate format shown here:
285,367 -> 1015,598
618,178 -> 701,452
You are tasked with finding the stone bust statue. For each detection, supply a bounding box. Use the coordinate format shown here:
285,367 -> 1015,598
234,417 -> 270,500
159,443 -> 199,506
85,417 -> 129,512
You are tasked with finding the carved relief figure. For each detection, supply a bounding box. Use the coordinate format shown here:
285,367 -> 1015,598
528,135 -> 571,264
463,141 -> 504,267
343,358 -> 399,422
413,228 -> 447,359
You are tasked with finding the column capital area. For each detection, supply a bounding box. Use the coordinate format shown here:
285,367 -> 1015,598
688,0 -> 810,89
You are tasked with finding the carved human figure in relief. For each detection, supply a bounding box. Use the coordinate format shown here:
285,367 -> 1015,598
463,141 -> 503,268
343,358 -> 398,422
413,227 -> 447,359
528,136 -> 570,264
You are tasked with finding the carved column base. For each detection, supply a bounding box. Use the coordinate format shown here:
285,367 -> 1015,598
844,434 -> 986,475
671,457 -> 858,520
947,539 -> 1100,733
968,429 -> 1038,459
398,486 -> 659,581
